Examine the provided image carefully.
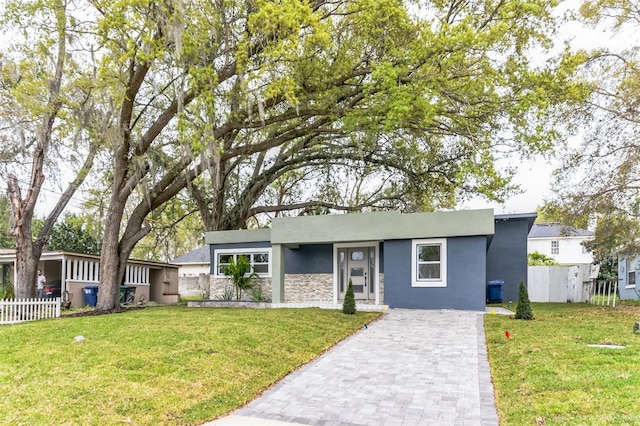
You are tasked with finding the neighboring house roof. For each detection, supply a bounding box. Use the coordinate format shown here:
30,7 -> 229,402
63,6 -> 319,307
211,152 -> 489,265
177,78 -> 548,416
528,223 -> 594,239
170,246 -> 210,265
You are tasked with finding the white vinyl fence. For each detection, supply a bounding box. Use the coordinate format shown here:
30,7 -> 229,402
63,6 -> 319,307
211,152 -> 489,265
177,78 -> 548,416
0,298 -> 61,325
527,264 -> 592,303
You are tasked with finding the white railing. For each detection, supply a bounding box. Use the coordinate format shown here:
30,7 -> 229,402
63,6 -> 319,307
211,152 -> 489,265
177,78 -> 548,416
587,280 -> 618,307
0,298 -> 61,325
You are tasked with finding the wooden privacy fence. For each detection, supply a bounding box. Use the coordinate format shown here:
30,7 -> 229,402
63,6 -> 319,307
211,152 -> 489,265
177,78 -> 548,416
0,298 -> 61,325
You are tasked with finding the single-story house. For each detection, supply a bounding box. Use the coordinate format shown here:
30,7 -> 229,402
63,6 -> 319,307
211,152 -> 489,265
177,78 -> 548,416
618,254 -> 640,300
0,250 -> 180,307
205,209 -> 536,311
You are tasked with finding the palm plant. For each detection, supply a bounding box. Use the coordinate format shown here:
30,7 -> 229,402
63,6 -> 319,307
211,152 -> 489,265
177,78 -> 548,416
224,255 -> 257,300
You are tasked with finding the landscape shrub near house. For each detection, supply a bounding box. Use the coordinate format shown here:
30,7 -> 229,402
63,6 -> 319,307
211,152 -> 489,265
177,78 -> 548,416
0,306 -> 380,425
342,279 -> 356,314
486,303 -> 640,425
224,255 -> 256,300
515,281 -> 534,320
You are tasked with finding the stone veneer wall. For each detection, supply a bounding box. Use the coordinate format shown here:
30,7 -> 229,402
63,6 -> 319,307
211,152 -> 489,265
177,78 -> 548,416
209,273 -> 385,304
209,276 -> 272,300
284,274 -> 333,303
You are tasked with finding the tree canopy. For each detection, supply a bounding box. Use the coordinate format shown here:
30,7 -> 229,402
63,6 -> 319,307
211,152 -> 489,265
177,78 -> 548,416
1,0 -> 587,308
548,0 -> 640,259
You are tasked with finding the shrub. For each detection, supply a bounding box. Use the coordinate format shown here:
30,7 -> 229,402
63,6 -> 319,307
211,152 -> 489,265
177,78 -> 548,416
342,279 -> 356,315
515,281 -> 534,320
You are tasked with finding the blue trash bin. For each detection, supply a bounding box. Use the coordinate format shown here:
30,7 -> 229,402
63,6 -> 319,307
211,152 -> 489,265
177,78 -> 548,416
487,280 -> 504,303
83,285 -> 99,307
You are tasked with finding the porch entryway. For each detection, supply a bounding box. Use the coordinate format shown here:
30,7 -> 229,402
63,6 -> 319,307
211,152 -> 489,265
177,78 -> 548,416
335,243 -> 379,303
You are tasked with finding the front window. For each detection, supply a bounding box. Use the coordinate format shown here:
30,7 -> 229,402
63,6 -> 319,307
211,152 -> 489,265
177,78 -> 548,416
551,240 -> 559,255
214,249 -> 272,277
412,239 -> 447,287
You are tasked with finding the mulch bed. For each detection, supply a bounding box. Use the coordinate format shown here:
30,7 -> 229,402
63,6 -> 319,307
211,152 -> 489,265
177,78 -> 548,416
62,306 -> 146,318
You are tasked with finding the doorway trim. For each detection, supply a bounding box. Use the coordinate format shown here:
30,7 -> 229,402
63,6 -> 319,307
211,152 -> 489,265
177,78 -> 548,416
333,241 -> 380,305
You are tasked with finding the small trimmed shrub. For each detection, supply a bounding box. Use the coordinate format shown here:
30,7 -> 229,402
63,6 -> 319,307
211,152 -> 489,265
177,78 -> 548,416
515,281 -> 534,320
342,279 -> 356,315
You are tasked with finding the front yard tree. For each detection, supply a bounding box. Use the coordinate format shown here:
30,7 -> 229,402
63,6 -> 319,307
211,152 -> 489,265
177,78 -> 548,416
0,0 -> 98,298
185,0 -> 591,231
549,0 -> 640,256
4,0 -> 588,309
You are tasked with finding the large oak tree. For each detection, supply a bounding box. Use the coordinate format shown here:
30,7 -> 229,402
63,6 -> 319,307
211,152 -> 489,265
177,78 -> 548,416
2,0 -> 586,309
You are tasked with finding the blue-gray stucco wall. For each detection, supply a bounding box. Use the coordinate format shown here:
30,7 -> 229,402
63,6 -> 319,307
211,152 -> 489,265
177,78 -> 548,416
383,237 -> 487,311
486,218 -> 529,303
284,244 -> 333,274
283,244 -> 385,274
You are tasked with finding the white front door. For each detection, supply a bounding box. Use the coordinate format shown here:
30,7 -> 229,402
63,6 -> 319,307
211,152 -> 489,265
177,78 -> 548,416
337,246 -> 376,301
347,248 -> 369,299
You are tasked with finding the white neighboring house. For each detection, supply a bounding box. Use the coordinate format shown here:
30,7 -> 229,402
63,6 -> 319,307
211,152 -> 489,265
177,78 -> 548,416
170,246 -> 211,297
170,246 -> 210,276
527,223 -> 594,265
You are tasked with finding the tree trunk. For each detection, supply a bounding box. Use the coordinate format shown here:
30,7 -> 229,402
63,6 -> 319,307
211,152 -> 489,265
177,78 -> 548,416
8,173 -> 44,299
13,238 -> 38,299
96,191 -> 127,310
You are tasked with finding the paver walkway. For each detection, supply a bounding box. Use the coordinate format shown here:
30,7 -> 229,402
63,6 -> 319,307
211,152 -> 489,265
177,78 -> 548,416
208,309 -> 499,426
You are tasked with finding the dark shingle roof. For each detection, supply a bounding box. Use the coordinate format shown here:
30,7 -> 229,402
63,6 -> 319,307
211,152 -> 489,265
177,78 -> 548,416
528,223 -> 594,238
170,246 -> 210,264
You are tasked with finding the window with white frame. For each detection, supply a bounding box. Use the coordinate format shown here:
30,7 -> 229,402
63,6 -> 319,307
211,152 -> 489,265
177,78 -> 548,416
411,239 -> 447,287
214,249 -> 271,277
551,240 -> 559,255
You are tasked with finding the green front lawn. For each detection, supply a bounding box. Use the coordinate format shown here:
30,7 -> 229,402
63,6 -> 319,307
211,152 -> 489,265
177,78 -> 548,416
0,306 -> 380,425
486,303 -> 640,425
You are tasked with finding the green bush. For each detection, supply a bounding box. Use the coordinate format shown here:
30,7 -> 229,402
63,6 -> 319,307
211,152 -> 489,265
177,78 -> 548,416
515,281 -> 534,320
0,280 -> 14,299
342,279 -> 356,315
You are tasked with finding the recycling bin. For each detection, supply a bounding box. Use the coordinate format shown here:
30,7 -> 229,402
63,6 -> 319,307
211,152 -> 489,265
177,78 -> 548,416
83,285 -> 99,307
487,280 -> 504,303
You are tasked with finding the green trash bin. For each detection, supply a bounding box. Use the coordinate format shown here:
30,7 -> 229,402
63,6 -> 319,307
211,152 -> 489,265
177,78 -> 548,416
120,286 -> 136,304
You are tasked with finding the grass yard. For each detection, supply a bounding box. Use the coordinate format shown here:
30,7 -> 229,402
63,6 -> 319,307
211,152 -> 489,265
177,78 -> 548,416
485,303 -> 640,425
0,306 -> 380,425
